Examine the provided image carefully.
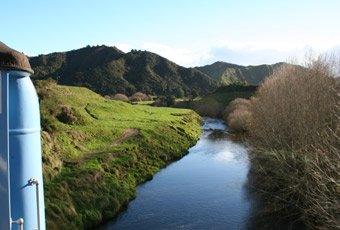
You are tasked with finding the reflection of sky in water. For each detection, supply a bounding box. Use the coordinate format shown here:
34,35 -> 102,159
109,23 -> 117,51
202,117 -> 227,131
191,137 -> 248,164
103,119 -> 251,230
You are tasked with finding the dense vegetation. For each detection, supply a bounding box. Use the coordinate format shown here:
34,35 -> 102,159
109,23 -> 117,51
29,45 -> 292,100
225,56 -> 339,229
223,98 -> 251,132
176,85 -> 256,118
197,61 -> 293,85
35,80 -> 202,229
30,46 -> 218,97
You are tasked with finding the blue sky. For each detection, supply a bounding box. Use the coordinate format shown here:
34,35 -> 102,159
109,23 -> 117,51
2,0 -> 340,66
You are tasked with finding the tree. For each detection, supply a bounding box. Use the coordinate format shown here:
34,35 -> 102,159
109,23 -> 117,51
190,89 -> 199,101
175,88 -> 185,98
166,95 -> 176,106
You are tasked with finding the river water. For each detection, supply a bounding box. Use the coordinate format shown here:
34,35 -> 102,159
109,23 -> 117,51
102,118 -> 253,229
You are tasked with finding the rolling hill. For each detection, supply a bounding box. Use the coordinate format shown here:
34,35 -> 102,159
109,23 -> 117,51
29,46 -> 218,97
196,61 -> 291,85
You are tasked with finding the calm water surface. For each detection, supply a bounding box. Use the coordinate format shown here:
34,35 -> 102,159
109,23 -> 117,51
102,118 -> 253,229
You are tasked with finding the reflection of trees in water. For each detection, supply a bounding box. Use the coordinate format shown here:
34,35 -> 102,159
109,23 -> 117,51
207,130 -> 229,139
245,163 -> 306,230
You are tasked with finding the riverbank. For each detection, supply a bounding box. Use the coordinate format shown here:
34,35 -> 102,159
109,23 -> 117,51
226,57 -> 339,229
35,80 -> 203,229
101,118 -> 253,229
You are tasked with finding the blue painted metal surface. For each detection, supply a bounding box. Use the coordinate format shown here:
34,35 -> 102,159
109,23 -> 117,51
0,71 -> 11,230
9,70 -> 46,230
0,69 -> 46,229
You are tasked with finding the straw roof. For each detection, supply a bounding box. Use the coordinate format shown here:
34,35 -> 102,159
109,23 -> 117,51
0,42 -> 33,74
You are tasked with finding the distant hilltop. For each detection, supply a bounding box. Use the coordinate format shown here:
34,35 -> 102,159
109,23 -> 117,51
196,61 -> 292,85
29,45 -> 294,97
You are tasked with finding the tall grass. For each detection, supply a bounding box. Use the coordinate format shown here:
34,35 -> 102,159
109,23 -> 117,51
248,54 -> 339,229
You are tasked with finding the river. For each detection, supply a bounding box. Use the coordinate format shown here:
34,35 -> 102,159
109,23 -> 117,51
101,118 -> 253,229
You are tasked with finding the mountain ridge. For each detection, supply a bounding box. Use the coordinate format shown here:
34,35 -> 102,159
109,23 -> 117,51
30,45 -> 293,97
30,45 -> 218,97
196,61 -> 292,85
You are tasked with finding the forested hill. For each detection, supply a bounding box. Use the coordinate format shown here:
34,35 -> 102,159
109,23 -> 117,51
29,45 -> 218,97
196,61 -> 292,85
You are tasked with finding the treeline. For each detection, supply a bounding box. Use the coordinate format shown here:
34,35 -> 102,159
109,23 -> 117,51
186,84 -> 256,118
197,61 -> 294,85
225,55 -> 339,229
106,92 -> 178,107
29,45 -> 218,97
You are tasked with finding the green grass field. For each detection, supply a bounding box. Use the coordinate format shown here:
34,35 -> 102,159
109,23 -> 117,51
35,80 -> 202,229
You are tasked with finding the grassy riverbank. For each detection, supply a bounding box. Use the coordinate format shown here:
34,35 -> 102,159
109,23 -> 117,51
35,80 -> 202,229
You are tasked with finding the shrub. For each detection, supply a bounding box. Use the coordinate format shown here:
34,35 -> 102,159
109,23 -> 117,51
223,98 -> 251,132
166,95 -> 176,106
152,95 -> 176,107
152,96 -> 166,107
112,93 -> 129,102
129,92 -> 149,102
227,108 -> 251,132
250,58 -> 338,150
56,105 -> 78,124
248,54 -> 340,229
222,98 -> 251,119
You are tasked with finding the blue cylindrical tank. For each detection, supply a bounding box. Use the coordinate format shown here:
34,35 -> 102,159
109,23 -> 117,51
9,70 -> 46,230
0,42 -> 45,230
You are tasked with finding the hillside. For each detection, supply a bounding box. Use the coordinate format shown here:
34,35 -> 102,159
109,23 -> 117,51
35,80 -> 202,229
30,46 -> 218,97
196,61 -> 291,85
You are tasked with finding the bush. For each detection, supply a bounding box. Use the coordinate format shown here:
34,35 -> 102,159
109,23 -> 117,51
223,98 -> 251,132
248,54 -> 340,229
152,95 -> 175,107
112,93 -> 129,102
129,92 -> 150,102
227,108 -> 251,132
56,105 -> 78,124
222,98 -> 251,119
166,95 -> 176,106
250,58 -> 338,150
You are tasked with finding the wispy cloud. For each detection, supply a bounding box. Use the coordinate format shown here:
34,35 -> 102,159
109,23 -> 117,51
112,41 -> 340,67
141,43 -> 212,67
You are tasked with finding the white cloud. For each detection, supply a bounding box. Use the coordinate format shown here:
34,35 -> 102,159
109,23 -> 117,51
113,43 -> 132,53
141,42 -> 212,67
112,41 -> 340,67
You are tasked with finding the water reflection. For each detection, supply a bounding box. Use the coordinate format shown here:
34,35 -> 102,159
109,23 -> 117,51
245,161 -> 306,230
101,118 -> 253,230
